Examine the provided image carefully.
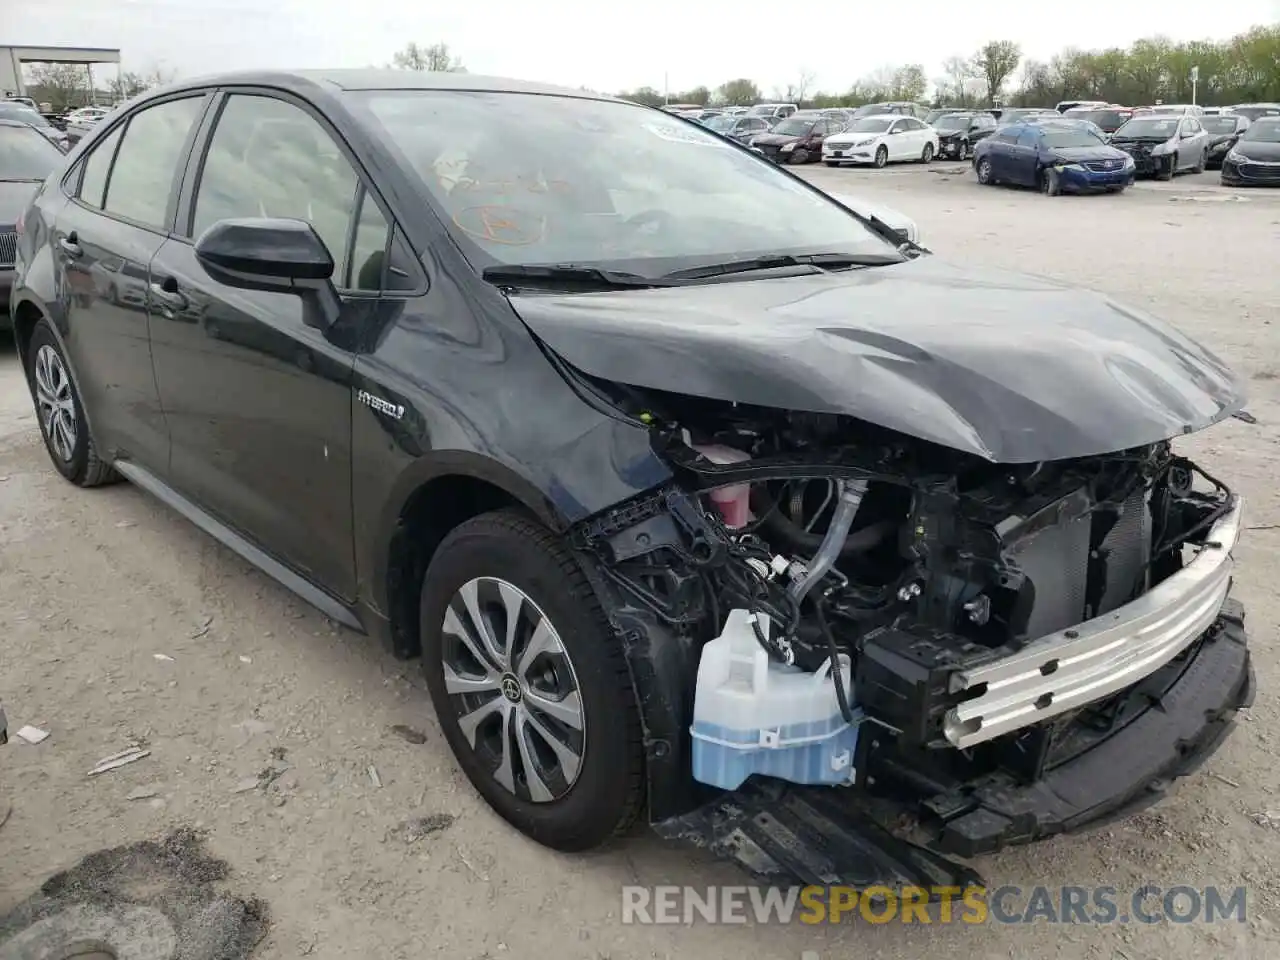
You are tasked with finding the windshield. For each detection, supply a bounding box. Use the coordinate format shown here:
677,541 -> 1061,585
1040,126 -> 1105,148
0,105 -> 51,127
746,105 -> 777,116
1114,117 -> 1178,138
935,115 -> 971,130
847,118 -> 893,134
704,115 -> 735,132
1202,116 -> 1241,134
354,91 -> 895,276
1242,119 -> 1280,143
0,123 -> 64,180
770,118 -> 815,137
850,104 -> 890,118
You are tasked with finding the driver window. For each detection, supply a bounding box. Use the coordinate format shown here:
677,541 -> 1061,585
190,94 -> 360,285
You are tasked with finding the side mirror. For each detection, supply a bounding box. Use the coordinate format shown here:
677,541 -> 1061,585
194,217 -> 341,331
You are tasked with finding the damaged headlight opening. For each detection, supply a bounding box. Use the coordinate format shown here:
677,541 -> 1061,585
573,379 -> 1244,806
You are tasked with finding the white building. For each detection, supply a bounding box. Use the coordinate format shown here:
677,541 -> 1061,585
1,45 -> 121,99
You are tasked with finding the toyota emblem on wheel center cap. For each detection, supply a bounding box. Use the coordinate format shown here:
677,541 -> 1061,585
500,674 -> 522,703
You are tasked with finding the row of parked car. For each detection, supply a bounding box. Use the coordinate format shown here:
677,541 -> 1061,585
669,99 -> 1280,191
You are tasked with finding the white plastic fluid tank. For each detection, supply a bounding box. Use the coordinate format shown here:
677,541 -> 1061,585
690,608 -> 862,791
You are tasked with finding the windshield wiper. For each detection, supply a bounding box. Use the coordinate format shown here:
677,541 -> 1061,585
481,263 -> 679,289
661,251 -> 903,281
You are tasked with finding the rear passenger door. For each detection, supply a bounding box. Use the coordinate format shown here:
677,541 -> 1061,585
146,90 -> 411,600
53,93 -> 210,473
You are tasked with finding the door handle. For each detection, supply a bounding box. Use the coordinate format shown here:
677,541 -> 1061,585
58,233 -> 82,257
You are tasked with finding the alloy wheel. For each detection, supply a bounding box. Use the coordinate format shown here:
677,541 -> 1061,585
440,577 -> 586,803
977,159 -> 992,184
33,344 -> 78,462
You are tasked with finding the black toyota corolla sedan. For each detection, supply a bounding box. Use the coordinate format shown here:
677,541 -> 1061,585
8,71 -> 1255,888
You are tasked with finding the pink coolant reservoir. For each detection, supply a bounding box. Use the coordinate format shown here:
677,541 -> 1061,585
692,444 -> 752,528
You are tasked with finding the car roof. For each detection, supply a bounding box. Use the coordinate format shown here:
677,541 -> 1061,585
151,68 -> 623,103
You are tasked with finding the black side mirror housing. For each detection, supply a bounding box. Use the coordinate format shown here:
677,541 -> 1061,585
194,217 -> 341,330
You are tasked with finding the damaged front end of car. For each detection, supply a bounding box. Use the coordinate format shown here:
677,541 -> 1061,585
569,386 -> 1254,888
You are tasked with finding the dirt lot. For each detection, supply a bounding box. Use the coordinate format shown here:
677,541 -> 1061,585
2,163 -> 1280,959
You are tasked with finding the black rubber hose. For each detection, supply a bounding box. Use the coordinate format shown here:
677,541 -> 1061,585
750,486 -> 894,556
813,600 -> 855,724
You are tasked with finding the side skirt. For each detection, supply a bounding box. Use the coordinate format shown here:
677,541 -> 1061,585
112,460 -> 364,633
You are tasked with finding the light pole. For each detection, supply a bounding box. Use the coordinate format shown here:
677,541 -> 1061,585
1190,65 -> 1199,106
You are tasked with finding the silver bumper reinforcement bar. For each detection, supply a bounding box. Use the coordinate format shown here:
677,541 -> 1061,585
944,496 -> 1243,749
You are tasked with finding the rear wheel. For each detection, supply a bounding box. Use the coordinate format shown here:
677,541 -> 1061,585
26,320 -> 117,487
420,510 -> 645,851
874,145 -> 888,168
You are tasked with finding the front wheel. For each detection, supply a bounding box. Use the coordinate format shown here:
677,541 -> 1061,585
420,510 -> 645,852
874,145 -> 888,168
1192,149 -> 1207,174
920,142 -> 934,163
26,320 -> 117,487
976,157 -> 995,185
959,140 -> 971,160
1039,167 -> 1062,196
1157,154 -> 1176,180
787,148 -> 808,165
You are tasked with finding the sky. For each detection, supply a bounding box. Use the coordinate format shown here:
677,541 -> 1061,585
10,0 -> 1280,97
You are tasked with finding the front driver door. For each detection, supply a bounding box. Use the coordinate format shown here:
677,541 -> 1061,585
147,91 -> 388,600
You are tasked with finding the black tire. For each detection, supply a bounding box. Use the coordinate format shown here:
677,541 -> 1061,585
1158,154 -> 1176,180
873,145 -> 888,168
787,148 -> 808,165
959,139 -> 971,160
976,157 -> 995,185
420,509 -> 645,852
1039,167 -> 1061,196
921,142 -> 934,163
26,320 -> 117,487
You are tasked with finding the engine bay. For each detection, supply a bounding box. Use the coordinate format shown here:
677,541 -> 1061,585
574,382 -> 1238,799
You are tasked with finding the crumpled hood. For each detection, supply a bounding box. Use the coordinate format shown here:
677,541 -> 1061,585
511,257 -> 1246,463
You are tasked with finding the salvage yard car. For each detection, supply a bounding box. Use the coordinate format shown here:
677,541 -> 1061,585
8,71 -> 1256,889
1220,116 -> 1280,187
1,117 -> 68,329
1201,113 -> 1251,168
973,120 -> 1135,194
1108,114 -> 1210,179
821,115 -> 938,167
931,111 -> 997,159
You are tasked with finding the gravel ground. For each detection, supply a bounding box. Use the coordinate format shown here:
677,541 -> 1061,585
2,162 -> 1280,959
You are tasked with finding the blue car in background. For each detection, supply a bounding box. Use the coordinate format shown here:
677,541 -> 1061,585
973,121 -> 1135,195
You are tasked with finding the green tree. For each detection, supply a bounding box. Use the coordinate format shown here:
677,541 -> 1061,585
890,65 -> 927,102
674,85 -> 710,105
618,86 -> 664,107
391,42 -> 465,72
717,78 -> 761,106
24,62 -> 87,111
973,40 -> 1022,102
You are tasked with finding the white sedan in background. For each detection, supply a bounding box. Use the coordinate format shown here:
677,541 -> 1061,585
821,114 -> 940,168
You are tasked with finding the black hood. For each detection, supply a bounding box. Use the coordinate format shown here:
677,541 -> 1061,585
1234,139 -> 1280,161
0,180 -> 40,224
509,257 -> 1246,464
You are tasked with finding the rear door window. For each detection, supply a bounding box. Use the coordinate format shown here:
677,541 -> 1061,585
103,96 -> 206,230
76,124 -> 124,208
